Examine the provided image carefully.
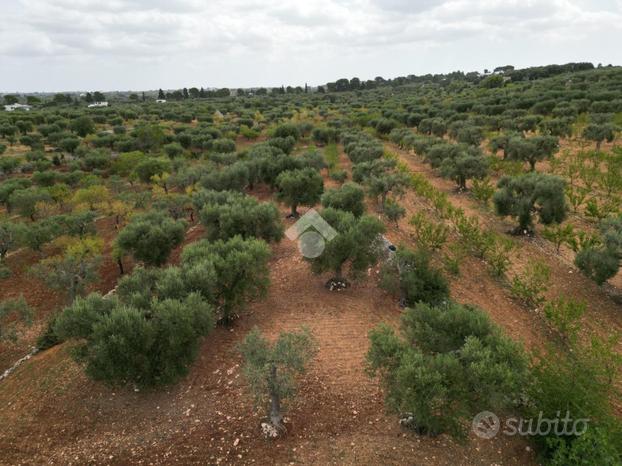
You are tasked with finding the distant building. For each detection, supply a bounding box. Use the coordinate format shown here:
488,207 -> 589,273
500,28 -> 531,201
88,101 -> 109,108
4,103 -> 32,112
155,99 -> 167,103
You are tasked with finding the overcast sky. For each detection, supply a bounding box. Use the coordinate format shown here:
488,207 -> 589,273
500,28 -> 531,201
1,0 -> 621,92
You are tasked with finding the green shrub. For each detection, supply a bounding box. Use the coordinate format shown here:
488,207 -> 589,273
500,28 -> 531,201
36,315 -> 62,350
575,247 -> 619,285
575,216 -> 622,285
543,297 -> 586,341
484,235 -> 514,278
546,426 -> 621,466
409,212 -> 449,251
526,337 -> 622,465
471,177 -> 495,205
367,301 -> 527,438
273,123 -> 300,140
0,295 -> 33,342
542,224 -> 576,253
383,199 -> 406,225
329,169 -> 347,183
453,215 -> 493,258
380,248 -> 449,306
510,259 -> 551,308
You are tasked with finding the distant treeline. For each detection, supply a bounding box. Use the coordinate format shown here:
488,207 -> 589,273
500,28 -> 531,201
3,62 -> 611,105
323,62 -> 598,92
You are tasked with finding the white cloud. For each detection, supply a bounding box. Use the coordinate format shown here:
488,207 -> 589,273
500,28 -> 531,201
0,0 -> 620,91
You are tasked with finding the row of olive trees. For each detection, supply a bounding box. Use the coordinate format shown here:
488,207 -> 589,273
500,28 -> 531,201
342,130 -> 407,223
390,124 -> 622,291
388,128 -> 569,233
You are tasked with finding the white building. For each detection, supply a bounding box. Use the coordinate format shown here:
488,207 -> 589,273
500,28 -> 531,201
88,101 -> 109,108
4,103 -> 32,112
155,99 -> 167,103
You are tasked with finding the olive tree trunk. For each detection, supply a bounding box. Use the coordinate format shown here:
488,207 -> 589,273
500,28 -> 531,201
268,364 -> 284,430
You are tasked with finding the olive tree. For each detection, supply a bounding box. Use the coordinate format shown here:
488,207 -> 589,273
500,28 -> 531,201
367,301 -> 527,438
59,137 -> 80,154
9,187 -> 52,221
133,158 -> 171,184
54,292 -> 215,386
321,182 -> 366,217
153,193 -> 193,221
425,143 -> 464,168
267,136 -> 296,155
582,123 -> 617,150
275,168 -> 324,217
18,218 -> 63,252
0,296 -> 32,341
115,211 -> 186,267
575,216 -> 622,285
0,178 -> 31,212
181,236 -> 271,322
366,171 -> 410,211
163,142 -> 184,159
71,116 -> 95,137
112,151 -> 145,177
200,162 -> 250,192
440,152 -> 489,191
489,133 -> 515,159
0,220 -> 21,263
383,198 -> 406,225
257,153 -> 304,188
0,156 -> 20,175
308,208 -> 385,283
493,173 -> 567,233
506,135 -> 559,171
352,158 -> 396,183
239,327 -> 317,433
71,185 -> 110,211
197,190 -> 283,242
132,125 -> 165,152
273,123 -> 300,140
30,236 -> 103,304
455,125 -> 484,146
